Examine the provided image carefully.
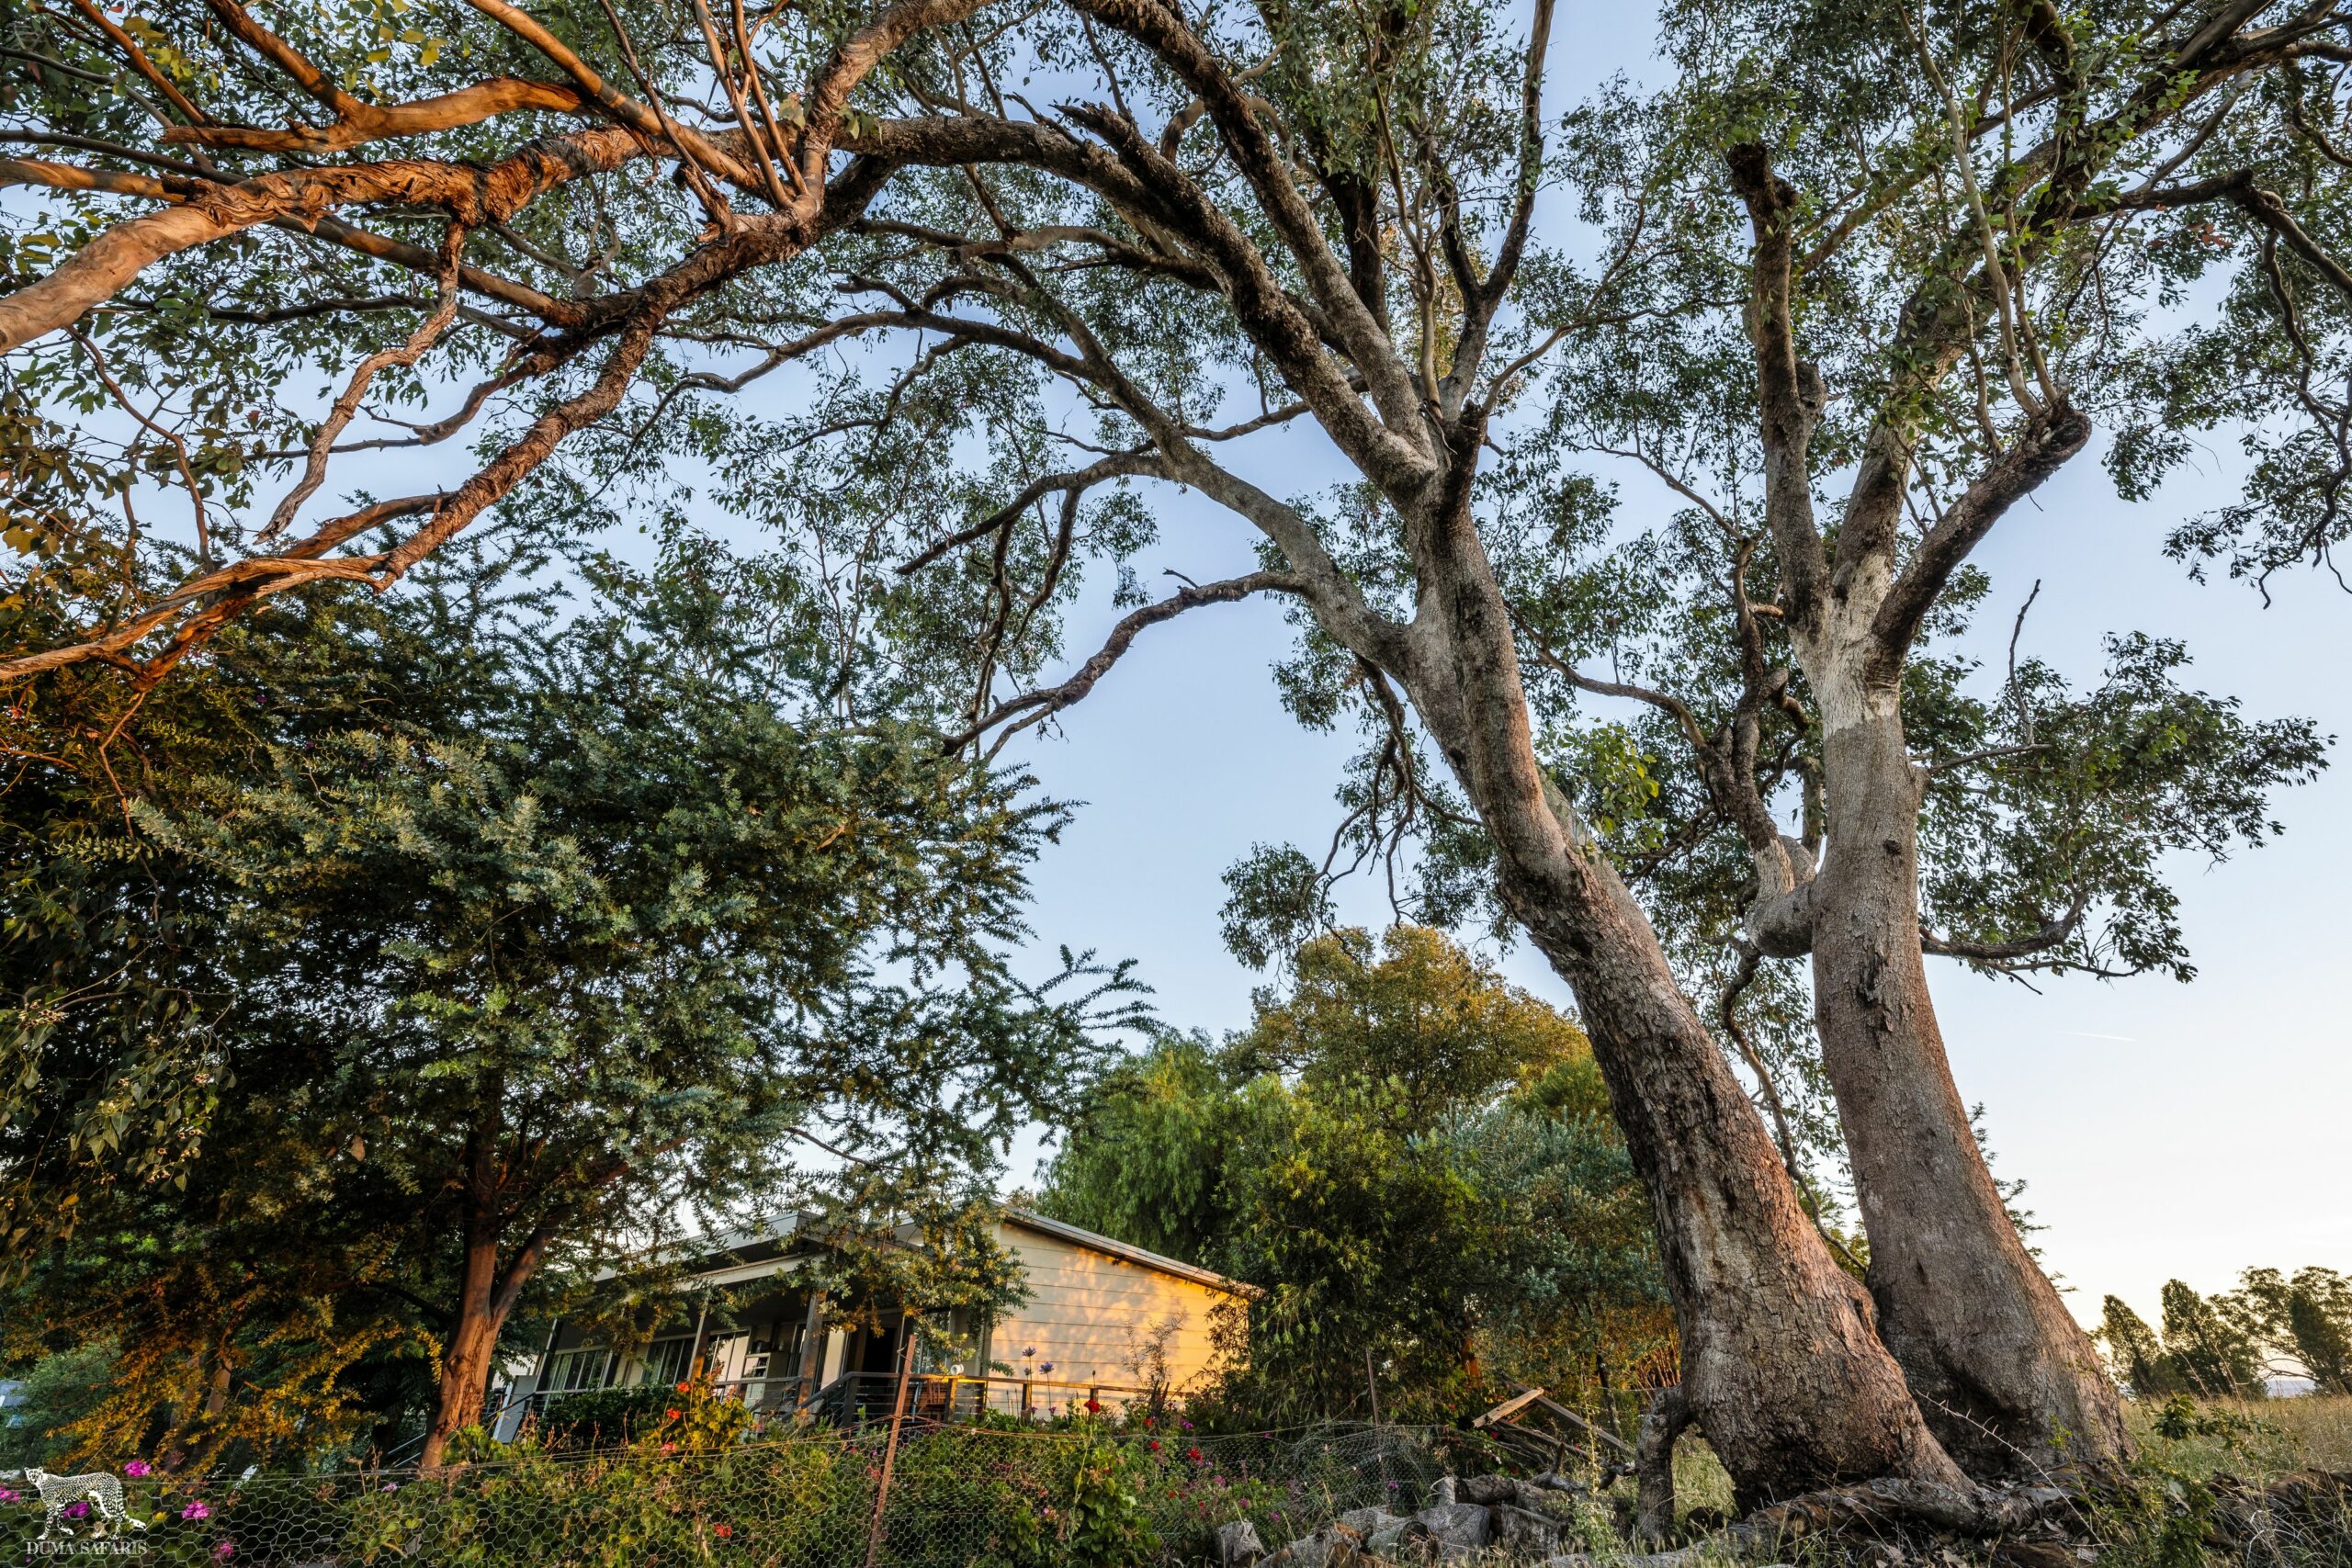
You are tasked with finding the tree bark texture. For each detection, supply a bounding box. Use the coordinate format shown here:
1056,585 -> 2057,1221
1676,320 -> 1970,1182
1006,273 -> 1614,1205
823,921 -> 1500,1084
1390,494 -> 1967,1506
418,1227 -> 503,1472
1809,700 -> 2130,1476
1636,1385 -> 1692,1545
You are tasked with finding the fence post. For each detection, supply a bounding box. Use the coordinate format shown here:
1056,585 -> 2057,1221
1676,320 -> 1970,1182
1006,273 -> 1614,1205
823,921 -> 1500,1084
862,1323 -> 917,1568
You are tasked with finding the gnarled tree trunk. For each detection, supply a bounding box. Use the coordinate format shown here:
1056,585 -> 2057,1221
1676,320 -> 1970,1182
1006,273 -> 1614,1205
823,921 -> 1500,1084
1809,694 -> 2129,1476
1393,484 -> 1966,1506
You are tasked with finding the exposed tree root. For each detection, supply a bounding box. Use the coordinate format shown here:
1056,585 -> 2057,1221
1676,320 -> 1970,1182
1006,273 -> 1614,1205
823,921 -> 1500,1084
1577,1477 -> 2075,1567
1558,1470 -> 2352,1568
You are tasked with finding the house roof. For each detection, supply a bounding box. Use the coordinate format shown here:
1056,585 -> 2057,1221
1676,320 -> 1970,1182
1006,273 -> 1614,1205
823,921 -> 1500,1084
1000,1210 -> 1255,1297
653,1209 -> 1254,1298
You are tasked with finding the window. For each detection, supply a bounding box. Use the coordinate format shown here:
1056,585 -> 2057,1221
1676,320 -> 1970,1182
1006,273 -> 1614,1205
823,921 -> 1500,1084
639,1337 -> 695,1389
541,1348 -> 613,1394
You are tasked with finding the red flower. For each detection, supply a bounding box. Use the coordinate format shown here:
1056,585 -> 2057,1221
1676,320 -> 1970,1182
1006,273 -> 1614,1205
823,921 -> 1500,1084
1148,1440 -> 1160,1451
1084,1399 -> 1102,1414
1184,1447 -> 1203,1463
665,1408 -> 682,1421
713,1525 -> 733,1540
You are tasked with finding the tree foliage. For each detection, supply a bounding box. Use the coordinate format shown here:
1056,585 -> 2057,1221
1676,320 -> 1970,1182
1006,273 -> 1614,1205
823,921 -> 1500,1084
2098,1268 -> 2352,1400
1038,927 -> 1667,1425
3,533 -> 1137,1468
6,0 -> 2351,1494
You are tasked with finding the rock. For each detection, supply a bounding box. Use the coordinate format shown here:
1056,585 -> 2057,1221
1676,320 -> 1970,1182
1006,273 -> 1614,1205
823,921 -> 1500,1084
1456,1473 -> 1581,1514
1408,1502 -> 1491,1553
1490,1502 -> 1565,1553
1336,1506 -> 1407,1538
1430,1476 -> 1456,1507
1216,1518 -> 1266,1566
1259,1522 -> 1364,1568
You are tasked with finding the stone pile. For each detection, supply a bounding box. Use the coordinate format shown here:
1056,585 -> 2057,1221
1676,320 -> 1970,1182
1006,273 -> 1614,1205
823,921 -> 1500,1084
1216,1472 -> 1596,1566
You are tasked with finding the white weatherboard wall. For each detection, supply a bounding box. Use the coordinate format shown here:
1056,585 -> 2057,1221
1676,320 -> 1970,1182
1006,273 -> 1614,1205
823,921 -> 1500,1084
988,1220 -> 1238,1393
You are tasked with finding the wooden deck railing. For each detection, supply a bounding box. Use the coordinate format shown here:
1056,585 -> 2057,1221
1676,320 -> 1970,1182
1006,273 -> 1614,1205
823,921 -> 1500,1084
795,1371 -> 1163,1426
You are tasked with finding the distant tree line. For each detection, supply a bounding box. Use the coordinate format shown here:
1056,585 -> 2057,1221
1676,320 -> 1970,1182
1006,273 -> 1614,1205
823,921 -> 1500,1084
2099,1269 -> 2352,1400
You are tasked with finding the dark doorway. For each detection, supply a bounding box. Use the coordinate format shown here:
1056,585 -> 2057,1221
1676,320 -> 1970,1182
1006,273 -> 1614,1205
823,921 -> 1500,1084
856,1314 -> 904,1377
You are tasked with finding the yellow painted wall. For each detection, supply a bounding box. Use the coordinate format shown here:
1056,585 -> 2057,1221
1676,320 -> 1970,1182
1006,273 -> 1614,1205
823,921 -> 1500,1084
988,1223 -> 1239,1396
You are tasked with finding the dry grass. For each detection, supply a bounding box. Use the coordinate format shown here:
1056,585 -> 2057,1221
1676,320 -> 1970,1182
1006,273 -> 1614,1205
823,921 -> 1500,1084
2128,1394 -> 2352,1479
1562,1398 -> 2352,1566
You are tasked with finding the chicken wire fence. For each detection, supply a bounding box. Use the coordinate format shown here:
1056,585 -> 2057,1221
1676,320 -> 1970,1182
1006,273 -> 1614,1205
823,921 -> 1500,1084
0,1423 -> 1447,1567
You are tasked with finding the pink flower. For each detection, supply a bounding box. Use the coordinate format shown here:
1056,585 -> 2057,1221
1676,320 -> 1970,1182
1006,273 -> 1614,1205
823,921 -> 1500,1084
0,1489 -> 17,1504
661,1442 -> 678,1455
214,1542 -> 235,1561
62,1503 -> 89,1518
123,1461 -> 153,1478
181,1502 -> 212,1521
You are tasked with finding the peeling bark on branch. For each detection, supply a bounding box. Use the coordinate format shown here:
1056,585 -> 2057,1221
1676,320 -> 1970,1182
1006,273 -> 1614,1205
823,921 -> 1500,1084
0,129 -> 647,353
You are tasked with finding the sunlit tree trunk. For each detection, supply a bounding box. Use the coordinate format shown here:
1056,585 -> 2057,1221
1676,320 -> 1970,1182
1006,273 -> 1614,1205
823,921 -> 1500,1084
1389,489 -> 1967,1506
1808,686 -> 2128,1475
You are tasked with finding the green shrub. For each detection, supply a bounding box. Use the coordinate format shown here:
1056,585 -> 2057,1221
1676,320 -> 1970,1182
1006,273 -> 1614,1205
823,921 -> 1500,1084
1001,1433 -> 1161,1568
536,1372 -> 752,1453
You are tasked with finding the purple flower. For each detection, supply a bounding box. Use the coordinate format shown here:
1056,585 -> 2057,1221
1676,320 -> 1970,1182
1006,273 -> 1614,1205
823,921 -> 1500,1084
63,1503 -> 90,1518
181,1501 -> 212,1520
123,1461 -> 153,1478
0,1489 -> 17,1504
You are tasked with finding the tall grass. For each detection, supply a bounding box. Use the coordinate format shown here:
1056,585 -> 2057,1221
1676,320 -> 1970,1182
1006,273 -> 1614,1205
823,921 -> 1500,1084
2132,1395 -> 2352,1479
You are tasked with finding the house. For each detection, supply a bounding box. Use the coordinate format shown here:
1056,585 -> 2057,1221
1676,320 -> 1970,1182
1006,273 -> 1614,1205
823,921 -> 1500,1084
491,1210 -> 1250,1438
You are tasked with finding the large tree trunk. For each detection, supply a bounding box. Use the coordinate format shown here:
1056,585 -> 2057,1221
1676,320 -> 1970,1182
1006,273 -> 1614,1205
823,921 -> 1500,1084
1393,485 -> 1966,1506
418,1194 -> 546,1472
418,1226 -> 504,1472
1497,848 -> 1962,1507
1809,697 -> 2129,1476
